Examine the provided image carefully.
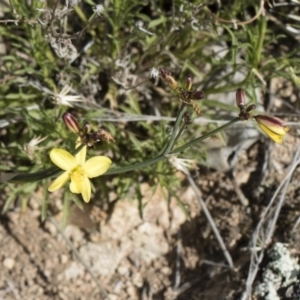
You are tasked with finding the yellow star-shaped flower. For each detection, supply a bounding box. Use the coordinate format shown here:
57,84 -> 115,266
48,146 -> 112,202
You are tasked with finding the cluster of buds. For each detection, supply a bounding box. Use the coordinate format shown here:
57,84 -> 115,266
62,112 -> 115,147
159,69 -> 204,115
236,89 -> 289,144
236,88 -> 256,120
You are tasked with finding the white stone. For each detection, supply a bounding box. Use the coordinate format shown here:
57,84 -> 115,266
3,258 -> 15,270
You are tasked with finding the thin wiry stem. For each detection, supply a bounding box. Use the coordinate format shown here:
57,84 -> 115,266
170,117 -> 240,155
186,170 -> 234,269
173,229 -> 182,291
163,104 -> 186,155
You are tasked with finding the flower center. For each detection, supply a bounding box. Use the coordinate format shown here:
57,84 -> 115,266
71,165 -> 85,183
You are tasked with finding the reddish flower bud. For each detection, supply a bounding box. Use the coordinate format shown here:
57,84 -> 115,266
184,74 -> 193,91
62,112 -> 80,134
191,90 -> 204,100
246,104 -> 256,112
83,122 -> 90,134
236,88 -> 245,108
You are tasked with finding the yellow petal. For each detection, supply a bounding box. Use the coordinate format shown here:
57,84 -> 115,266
50,148 -> 77,170
70,170 -> 84,194
81,176 -> 91,203
70,181 -> 80,193
258,123 -> 284,144
83,156 -> 112,178
75,137 -> 82,149
265,124 -> 288,136
48,171 -> 70,192
75,145 -> 87,165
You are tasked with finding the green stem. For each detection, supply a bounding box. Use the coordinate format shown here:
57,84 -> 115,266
4,118 -> 241,182
162,103 -> 186,155
106,117 -> 240,175
254,16 -> 266,68
170,117 -> 240,155
106,153 -> 165,175
173,123 -> 187,149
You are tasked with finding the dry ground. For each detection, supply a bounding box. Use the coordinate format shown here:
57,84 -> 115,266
1,128 -> 300,300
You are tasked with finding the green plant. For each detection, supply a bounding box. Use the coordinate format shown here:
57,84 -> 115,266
0,0 -> 293,220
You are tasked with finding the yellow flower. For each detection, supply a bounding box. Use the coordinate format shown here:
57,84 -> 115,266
48,146 -> 112,202
254,115 -> 289,144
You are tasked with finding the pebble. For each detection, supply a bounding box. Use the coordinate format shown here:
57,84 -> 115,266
117,265 -> 130,276
108,294 -> 118,300
132,272 -> 143,287
44,221 -> 58,236
3,258 -> 15,270
60,254 -> 68,264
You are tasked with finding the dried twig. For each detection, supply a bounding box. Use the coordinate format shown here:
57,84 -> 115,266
186,170 -> 234,270
173,229 -> 182,291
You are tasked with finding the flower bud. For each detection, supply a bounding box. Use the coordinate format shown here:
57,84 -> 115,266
246,104 -> 256,112
159,68 -> 178,90
254,115 -> 289,144
184,74 -> 193,91
62,112 -> 80,134
83,122 -> 90,134
236,88 -> 245,108
191,90 -> 204,100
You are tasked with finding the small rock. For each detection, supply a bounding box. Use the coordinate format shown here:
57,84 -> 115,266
44,221 -> 58,236
126,283 -> 137,299
132,272 -> 143,287
108,294 -> 119,300
117,265 -> 130,276
3,258 -> 15,270
60,254 -> 68,264
64,261 -> 84,280
161,266 -> 171,275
